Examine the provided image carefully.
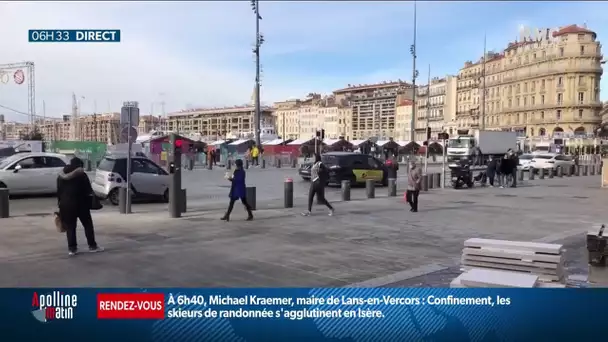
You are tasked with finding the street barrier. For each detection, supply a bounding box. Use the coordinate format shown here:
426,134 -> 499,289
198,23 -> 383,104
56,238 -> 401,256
529,168 -> 535,180
341,180 -> 351,201
421,174 -> 429,191
261,159 -> 266,169
583,165 -> 589,176
118,188 -> 130,214
538,169 -> 545,179
388,178 -> 397,197
0,188 -> 8,218
433,173 -> 441,188
549,169 -> 554,178
518,170 -> 524,181
366,179 -> 375,199
575,165 -> 580,176
284,178 -> 293,208
557,167 -> 563,178
246,187 -> 256,210
565,166 -> 571,177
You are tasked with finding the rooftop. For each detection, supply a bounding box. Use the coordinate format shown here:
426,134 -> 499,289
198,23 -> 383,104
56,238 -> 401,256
333,80 -> 413,94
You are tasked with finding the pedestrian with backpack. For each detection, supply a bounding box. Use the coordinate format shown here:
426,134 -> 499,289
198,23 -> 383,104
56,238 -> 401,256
301,153 -> 334,216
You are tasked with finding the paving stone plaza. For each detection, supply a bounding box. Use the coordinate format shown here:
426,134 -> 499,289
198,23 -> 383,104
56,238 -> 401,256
0,168 -> 603,287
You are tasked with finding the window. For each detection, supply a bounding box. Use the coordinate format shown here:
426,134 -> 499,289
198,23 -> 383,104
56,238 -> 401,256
559,47 -> 564,57
12,157 -> 38,169
516,84 -> 520,93
541,79 -> 546,88
558,77 -> 563,86
541,111 -> 545,119
542,51 -> 547,58
132,159 -> 162,174
580,45 -> 585,55
531,96 -> 535,105
578,34 -> 585,41
556,110 -> 562,120
516,97 -> 520,106
579,76 -> 585,86
557,93 -> 563,104
579,92 -> 584,104
541,95 -> 545,104
43,157 -> 67,167
533,53 -> 537,59
508,99 -> 512,108
524,83 -> 528,92
579,109 -> 584,119
524,97 -> 528,106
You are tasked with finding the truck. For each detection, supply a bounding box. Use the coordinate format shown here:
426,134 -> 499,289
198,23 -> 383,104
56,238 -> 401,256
446,129 -> 518,164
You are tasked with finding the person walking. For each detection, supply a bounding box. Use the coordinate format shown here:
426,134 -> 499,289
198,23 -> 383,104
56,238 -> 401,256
221,159 -> 254,222
57,157 -> 104,256
251,145 -> 260,166
508,149 -> 519,188
301,154 -> 334,216
486,155 -> 498,187
499,154 -> 511,189
406,161 -> 422,212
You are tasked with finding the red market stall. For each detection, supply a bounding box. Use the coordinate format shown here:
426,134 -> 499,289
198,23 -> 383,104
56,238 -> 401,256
147,134 -> 196,167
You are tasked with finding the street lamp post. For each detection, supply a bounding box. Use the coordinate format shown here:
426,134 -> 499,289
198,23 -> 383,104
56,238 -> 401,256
409,1 -> 419,167
251,0 -> 264,147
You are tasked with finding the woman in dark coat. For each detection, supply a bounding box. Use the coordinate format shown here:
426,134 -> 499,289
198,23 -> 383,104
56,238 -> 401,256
486,155 -> 498,187
498,154 -> 511,188
221,159 -> 253,222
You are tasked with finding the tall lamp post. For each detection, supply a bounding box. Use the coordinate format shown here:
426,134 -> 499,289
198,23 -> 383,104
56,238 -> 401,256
409,1 -> 419,164
251,0 -> 264,147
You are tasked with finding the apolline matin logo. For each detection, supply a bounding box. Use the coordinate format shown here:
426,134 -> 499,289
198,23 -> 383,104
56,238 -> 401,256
31,291 -> 78,323
28,29 -> 121,43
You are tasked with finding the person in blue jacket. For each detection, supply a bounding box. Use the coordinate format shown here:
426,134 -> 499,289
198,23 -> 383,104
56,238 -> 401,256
221,159 -> 254,222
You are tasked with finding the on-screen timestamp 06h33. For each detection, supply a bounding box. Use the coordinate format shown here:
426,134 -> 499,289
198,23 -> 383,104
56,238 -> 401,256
28,29 -> 121,43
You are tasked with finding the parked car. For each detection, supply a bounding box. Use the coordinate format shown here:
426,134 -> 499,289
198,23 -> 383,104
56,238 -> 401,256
517,154 -> 534,171
0,152 -> 70,195
299,152 -> 388,186
92,155 -> 169,205
529,153 -> 574,174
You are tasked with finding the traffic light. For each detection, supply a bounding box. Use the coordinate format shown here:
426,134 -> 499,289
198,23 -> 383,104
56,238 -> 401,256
174,139 -> 183,153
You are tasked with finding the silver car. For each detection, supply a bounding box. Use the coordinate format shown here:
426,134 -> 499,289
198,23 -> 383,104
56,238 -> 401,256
91,155 -> 169,205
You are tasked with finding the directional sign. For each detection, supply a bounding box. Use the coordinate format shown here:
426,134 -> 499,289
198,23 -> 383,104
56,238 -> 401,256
120,105 -> 140,125
120,126 -> 138,144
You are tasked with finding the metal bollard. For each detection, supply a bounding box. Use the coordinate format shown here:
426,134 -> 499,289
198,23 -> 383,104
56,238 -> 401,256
188,158 -> 194,171
118,187 -> 130,214
261,159 -> 266,169
427,174 -> 434,189
557,167 -> 563,177
245,159 -> 249,169
518,170 -> 524,181
548,168 -> 554,178
538,168 -> 545,179
421,174 -> 429,191
341,180 -> 351,201
284,178 -> 293,208
0,188 -> 9,218
85,159 -> 92,172
433,173 -> 441,188
227,159 -> 232,170
590,165 -> 596,176
180,189 -> 187,213
529,168 -> 535,180
583,165 -> 589,176
207,160 -> 213,170
574,165 -> 580,176
291,159 -> 297,168
388,178 -> 397,197
366,179 -> 375,198
565,165 -> 572,177
597,164 -> 602,175
246,187 -> 256,211
277,159 -> 282,168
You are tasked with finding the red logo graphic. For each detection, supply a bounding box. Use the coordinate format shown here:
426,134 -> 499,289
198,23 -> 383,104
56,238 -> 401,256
13,69 -> 24,85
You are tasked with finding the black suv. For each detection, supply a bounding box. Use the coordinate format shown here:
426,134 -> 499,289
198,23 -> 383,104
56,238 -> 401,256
299,152 -> 388,186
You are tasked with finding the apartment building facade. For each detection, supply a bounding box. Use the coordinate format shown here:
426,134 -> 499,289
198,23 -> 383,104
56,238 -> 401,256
333,81 -> 414,140
394,98 -> 414,141
167,106 -> 275,140
416,76 -> 458,141
457,24 -> 603,138
273,94 -> 352,140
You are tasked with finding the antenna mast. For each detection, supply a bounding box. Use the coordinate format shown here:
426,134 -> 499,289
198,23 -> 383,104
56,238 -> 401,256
481,33 -> 487,130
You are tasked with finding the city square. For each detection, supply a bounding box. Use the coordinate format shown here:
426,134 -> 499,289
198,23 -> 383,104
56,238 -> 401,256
0,168 -> 601,287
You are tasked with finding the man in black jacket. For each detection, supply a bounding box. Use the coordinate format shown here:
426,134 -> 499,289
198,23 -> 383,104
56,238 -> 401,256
508,149 -> 519,188
57,157 -> 103,256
